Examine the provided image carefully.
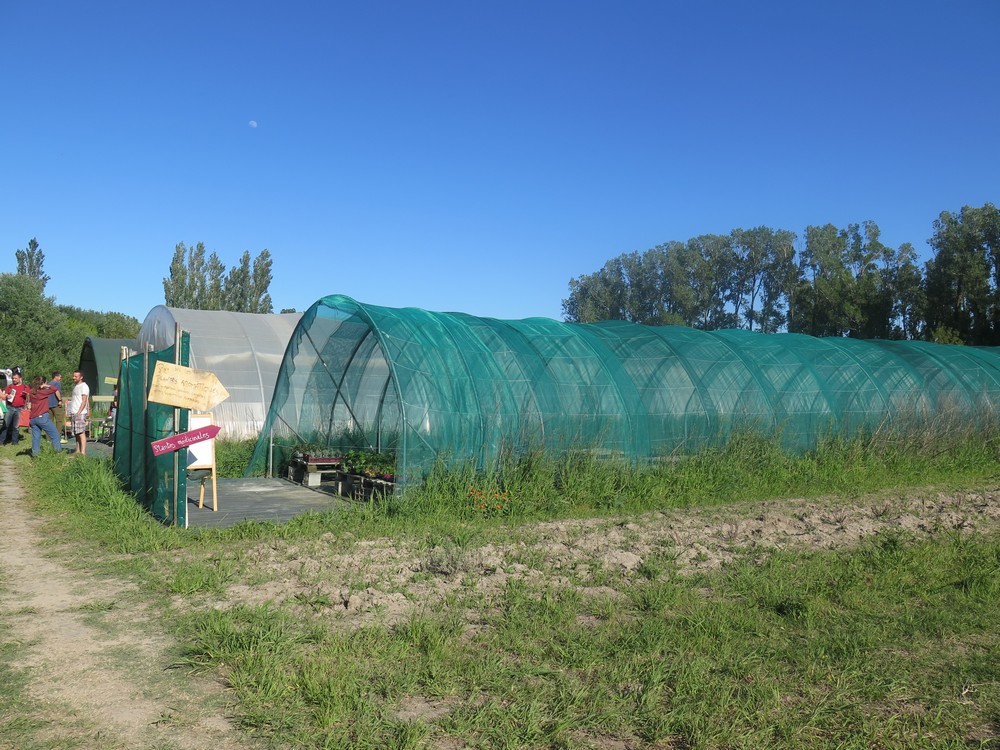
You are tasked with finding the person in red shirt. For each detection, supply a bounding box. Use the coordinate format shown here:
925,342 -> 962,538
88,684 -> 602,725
27,376 -> 63,457
3,371 -> 29,446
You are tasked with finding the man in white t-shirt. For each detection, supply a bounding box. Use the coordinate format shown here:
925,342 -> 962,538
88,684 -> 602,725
68,370 -> 90,456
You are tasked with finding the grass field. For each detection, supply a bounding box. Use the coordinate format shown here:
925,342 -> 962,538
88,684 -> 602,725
2,429 -> 1000,749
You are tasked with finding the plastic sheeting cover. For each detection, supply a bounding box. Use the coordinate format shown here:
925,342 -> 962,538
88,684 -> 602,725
138,306 -> 302,439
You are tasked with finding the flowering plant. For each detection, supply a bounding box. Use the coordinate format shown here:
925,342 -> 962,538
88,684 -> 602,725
468,486 -> 511,518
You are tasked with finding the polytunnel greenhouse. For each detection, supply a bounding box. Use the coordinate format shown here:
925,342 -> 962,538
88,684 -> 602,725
249,294 -> 1000,486
139,306 -> 303,438
78,336 -> 135,398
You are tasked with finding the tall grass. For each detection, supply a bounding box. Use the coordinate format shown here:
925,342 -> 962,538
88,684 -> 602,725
215,437 -> 259,478
15,418 -> 1000,549
26,452 -> 187,554
401,425 -> 1000,524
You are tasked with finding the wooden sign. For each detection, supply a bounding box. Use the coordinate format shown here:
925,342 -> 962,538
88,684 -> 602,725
147,361 -> 229,412
150,424 -> 221,457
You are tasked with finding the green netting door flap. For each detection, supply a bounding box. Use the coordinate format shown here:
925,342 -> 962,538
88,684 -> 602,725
113,334 -> 190,525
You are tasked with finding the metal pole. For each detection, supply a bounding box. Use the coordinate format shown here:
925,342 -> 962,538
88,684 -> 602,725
142,345 -> 149,506
173,323 -> 182,528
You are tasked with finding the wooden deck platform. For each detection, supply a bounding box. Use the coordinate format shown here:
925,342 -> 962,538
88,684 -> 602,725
184,477 -> 351,529
82,443 -> 358,530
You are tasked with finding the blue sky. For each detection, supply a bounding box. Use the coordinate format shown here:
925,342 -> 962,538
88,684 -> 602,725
1,1 -> 997,324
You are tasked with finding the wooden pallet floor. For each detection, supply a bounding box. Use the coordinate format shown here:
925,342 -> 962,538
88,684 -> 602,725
184,477 -> 351,529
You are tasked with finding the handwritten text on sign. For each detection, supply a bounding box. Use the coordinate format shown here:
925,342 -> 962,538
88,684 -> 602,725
147,361 -> 230,412
150,424 -> 221,457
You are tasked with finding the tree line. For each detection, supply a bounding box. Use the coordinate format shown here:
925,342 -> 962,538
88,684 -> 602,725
1,238 -> 279,379
0,239 -> 141,379
562,203 -> 1000,345
162,242 -> 275,313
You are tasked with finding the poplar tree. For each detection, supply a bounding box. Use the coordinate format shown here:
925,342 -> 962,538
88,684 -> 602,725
163,243 -> 273,313
15,237 -> 50,290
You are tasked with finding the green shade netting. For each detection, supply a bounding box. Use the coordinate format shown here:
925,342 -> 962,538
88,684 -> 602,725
113,335 -> 190,526
249,295 -> 1000,486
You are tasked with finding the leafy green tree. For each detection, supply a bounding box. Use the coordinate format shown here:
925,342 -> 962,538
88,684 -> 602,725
57,305 -> 141,338
790,224 -> 849,336
250,250 -> 274,314
563,250 -> 687,325
222,250 -> 274,313
889,243 -> 924,339
223,251 -> 251,312
682,235 -> 738,329
94,311 -> 141,338
844,221 -> 894,339
790,221 -> 919,339
163,242 -> 202,308
565,232 -> 782,329
619,250 -> 664,324
923,203 -> 1000,345
0,274 -> 79,378
563,257 -> 631,323
564,213 -> 979,342
15,237 -> 50,290
205,252 -> 226,310
929,326 -> 965,345
729,226 -> 797,332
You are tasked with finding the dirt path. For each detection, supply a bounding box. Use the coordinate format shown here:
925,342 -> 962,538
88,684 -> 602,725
0,459 -> 256,750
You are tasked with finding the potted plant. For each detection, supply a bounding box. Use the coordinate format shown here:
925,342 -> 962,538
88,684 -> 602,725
342,449 -> 396,483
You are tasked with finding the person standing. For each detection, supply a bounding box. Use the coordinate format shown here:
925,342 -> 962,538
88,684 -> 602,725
48,371 -> 64,442
3,371 -> 30,446
28,376 -> 63,456
108,384 -> 119,443
68,370 -> 90,456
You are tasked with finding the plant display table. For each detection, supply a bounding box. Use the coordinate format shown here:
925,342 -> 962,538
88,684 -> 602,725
287,456 -> 343,489
286,450 -> 396,498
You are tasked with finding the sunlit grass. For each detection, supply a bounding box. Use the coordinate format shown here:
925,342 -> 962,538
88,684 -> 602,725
6,419 -> 1000,749
167,531 -> 1000,749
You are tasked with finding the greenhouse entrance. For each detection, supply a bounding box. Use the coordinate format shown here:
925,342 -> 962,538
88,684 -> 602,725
92,439 -> 345,529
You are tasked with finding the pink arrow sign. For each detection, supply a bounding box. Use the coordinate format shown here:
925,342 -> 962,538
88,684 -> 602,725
150,424 -> 221,457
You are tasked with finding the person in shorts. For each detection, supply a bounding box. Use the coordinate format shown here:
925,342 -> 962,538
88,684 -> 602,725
68,370 -> 90,456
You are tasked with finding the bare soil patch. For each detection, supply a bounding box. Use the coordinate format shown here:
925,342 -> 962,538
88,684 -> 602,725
213,486 -> 1000,633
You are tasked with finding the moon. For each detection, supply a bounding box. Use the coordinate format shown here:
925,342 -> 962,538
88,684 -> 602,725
249,120 -> 258,128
